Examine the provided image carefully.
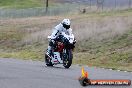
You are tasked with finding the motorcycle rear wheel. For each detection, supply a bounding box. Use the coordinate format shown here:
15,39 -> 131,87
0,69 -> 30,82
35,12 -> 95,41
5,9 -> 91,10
45,54 -> 53,66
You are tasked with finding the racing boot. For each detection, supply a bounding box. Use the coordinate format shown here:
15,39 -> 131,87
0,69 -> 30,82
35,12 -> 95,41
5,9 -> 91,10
46,46 -> 52,58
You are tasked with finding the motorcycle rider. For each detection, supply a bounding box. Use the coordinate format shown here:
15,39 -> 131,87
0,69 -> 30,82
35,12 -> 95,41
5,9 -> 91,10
47,19 -> 75,56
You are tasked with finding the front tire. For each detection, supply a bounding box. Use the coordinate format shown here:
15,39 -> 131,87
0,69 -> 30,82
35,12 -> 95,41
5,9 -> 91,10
63,50 -> 73,68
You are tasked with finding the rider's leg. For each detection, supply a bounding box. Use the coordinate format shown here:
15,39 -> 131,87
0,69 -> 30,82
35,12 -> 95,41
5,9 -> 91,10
47,40 -> 54,56
47,46 -> 52,52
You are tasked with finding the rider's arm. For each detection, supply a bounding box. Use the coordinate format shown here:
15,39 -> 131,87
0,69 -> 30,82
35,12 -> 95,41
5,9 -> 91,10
68,28 -> 76,44
51,28 -> 59,39
51,23 -> 62,39
68,28 -> 73,36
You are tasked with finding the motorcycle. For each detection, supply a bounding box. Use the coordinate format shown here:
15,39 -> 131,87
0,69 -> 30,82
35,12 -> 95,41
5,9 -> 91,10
45,32 -> 76,68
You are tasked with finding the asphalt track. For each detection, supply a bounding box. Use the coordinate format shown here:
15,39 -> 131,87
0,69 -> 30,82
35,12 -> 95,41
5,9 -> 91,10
0,58 -> 132,88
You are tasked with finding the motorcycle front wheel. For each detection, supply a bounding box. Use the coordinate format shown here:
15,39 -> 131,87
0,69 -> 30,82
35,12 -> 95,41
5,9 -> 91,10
63,50 -> 73,68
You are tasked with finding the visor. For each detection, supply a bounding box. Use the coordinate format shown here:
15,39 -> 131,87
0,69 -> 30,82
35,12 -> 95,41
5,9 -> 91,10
63,23 -> 70,29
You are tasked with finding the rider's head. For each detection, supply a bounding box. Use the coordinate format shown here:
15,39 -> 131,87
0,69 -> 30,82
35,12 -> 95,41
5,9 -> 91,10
62,19 -> 71,29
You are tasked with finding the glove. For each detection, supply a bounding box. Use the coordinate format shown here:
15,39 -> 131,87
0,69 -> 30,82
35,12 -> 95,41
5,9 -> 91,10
51,39 -> 55,44
73,39 -> 76,44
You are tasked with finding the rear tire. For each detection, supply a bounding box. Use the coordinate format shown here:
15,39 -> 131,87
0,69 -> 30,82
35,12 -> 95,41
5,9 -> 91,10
45,54 -> 53,66
63,50 -> 73,68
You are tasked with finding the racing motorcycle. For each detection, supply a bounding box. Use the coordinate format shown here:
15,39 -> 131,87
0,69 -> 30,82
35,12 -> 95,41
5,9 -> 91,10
45,32 -> 76,68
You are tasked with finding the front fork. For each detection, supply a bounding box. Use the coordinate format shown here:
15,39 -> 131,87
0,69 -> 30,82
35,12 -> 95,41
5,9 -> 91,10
62,49 -> 69,62
62,49 -> 67,59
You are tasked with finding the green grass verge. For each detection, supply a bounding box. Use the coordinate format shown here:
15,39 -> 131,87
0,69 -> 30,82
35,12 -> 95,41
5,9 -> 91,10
73,30 -> 132,71
0,30 -> 131,71
0,0 -> 59,9
0,50 -> 43,61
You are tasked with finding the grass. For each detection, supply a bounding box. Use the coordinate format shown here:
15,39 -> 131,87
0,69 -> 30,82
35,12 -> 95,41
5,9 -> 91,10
0,0 -> 42,8
0,9 -> 132,71
0,0 -> 59,9
73,30 -> 132,71
0,50 -> 43,60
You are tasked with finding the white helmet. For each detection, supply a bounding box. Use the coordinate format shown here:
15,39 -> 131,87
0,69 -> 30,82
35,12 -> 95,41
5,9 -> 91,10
62,19 -> 71,29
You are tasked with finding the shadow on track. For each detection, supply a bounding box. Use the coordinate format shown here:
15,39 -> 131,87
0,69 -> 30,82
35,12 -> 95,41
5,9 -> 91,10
42,65 -> 73,70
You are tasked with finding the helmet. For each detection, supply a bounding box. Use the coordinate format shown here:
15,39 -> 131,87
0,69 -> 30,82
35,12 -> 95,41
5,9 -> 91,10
62,19 -> 71,29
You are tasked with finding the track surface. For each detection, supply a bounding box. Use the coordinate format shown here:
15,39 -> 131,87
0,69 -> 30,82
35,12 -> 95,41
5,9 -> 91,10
0,58 -> 132,88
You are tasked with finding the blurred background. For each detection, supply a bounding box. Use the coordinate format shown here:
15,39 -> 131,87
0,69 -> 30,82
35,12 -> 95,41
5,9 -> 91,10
0,0 -> 132,71
0,0 -> 132,18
